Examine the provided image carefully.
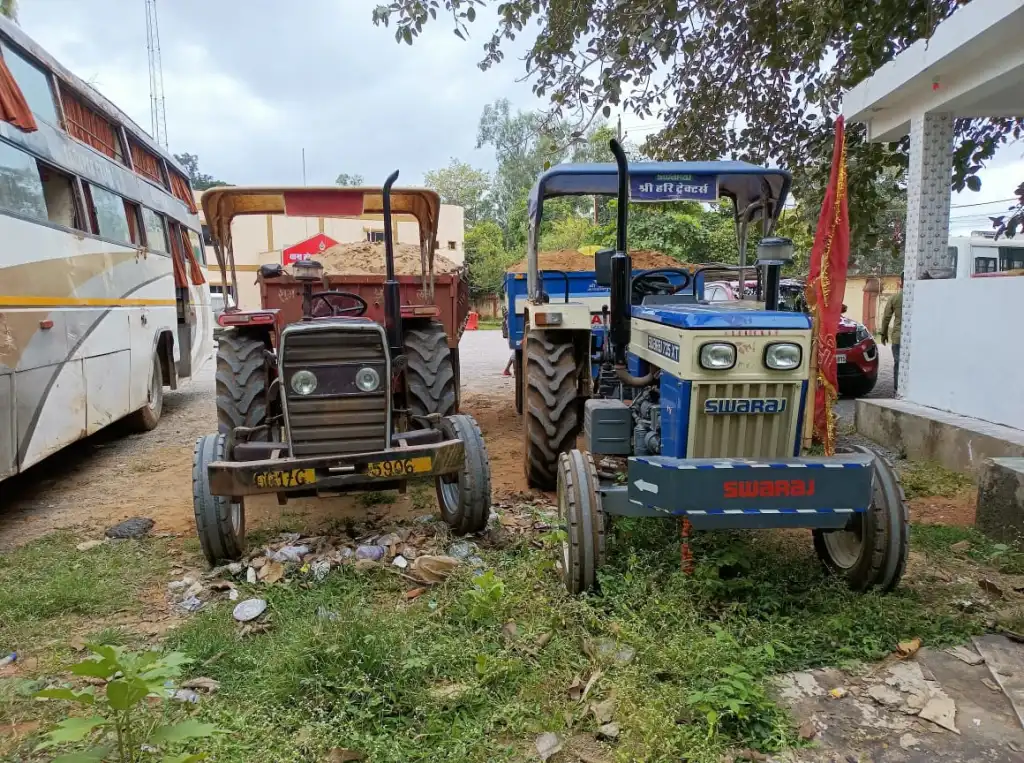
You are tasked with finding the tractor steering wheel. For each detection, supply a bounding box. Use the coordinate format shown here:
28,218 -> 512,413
631,268 -> 693,301
310,290 -> 368,318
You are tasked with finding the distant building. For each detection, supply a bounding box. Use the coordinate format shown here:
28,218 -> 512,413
195,191 -> 465,308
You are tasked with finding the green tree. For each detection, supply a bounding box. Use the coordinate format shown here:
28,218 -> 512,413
464,219 -> 516,295
423,158 -> 492,225
335,173 -> 365,186
0,0 -> 17,21
372,0 -> 1022,256
993,182 -> 1024,240
539,215 -> 596,252
173,152 -> 229,191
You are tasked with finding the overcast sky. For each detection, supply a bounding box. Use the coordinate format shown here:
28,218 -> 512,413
16,0 -> 1022,232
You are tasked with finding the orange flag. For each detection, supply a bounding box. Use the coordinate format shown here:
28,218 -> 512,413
805,116 -> 850,455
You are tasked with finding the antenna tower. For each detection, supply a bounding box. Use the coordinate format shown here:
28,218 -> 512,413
145,0 -> 168,147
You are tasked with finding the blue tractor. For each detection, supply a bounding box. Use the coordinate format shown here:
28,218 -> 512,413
533,141 -> 908,594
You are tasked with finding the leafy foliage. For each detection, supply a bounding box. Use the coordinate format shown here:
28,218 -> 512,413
172,154 -> 229,192
992,181 -> 1024,240
334,173 -> 365,187
463,219 -> 516,295
424,158 -> 493,225
35,645 -> 220,762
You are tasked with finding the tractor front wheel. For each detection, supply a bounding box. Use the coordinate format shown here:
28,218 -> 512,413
193,433 -> 247,565
435,414 -> 491,535
557,450 -> 605,594
813,445 -> 908,592
524,330 -> 580,490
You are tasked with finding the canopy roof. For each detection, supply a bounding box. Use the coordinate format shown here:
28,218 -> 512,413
527,160 -> 792,227
201,186 -> 441,257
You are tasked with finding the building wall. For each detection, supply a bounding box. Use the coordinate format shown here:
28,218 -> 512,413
906,277 -> 1024,430
843,275 -> 901,332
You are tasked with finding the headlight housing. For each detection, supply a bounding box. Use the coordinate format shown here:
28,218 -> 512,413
855,325 -> 871,344
765,343 -> 802,370
355,366 -> 381,392
699,342 -> 736,370
290,369 -> 318,396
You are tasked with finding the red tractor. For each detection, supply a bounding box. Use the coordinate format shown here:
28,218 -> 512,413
192,173 -> 489,564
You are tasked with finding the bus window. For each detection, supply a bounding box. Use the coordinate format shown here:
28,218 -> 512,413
123,200 -> 142,244
999,247 -> 1024,272
0,140 -> 47,220
84,183 -> 131,242
38,163 -> 82,230
141,207 -> 168,253
0,41 -> 59,125
974,257 -> 997,275
187,229 -> 206,266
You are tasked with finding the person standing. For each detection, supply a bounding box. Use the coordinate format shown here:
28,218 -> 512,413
880,274 -> 904,395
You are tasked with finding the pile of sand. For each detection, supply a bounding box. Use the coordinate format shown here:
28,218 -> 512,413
507,249 -> 687,273
279,241 -> 461,276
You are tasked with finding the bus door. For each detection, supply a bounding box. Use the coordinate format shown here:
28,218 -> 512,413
169,221 -> 195,379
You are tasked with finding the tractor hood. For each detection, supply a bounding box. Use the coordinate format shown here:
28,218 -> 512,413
632,302 -> 812,331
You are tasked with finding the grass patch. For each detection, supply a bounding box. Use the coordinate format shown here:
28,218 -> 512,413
896,459 -> 975,500
912,523 -> 1024,574
0,532 -> 170,651
165,521 -> 980,762
357,490 -> 398,508
476,318 -> 504,330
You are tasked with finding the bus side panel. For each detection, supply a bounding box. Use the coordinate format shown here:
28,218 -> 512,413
0,371 -> 14,480
17,359 -> 86,471
186,280 -> 213,379
130,306 -> 177,411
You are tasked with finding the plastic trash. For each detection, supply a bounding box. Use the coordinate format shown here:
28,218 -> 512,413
447,541 -> 477,560
271,545 -> 309,564
233,598 -> 268,622
355,545 -> 386,561
0,653 -> 15,668
392,555 -> 409,569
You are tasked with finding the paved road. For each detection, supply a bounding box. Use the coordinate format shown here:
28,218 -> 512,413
459,329 -> 516,395
835,343 -> 895,427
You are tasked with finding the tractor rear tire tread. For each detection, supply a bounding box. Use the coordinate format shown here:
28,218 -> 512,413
558,450 -> 605,594
215,332 -> 269,436
193,433 -> 246,565
435,414 -> 491,535
405,323 -> 457,419
524,331 -> 580,490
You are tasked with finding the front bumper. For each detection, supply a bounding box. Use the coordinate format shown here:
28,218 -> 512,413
601,453 -> 875,530
208,438 -> 464,497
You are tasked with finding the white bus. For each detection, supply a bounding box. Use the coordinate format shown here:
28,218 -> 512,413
948,233 -> 1024,278
0,16 -> 212,483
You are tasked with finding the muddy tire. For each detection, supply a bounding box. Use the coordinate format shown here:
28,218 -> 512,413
127,353 -> 164,432
557,450 -> 605,594
524,330 -> 580,490
405,322 -> 457,419
513,349 -> 523,416
435,414 -> 491,535
813,445 -> 909,593
215,331 -> 269,437
193,433 -> 246,565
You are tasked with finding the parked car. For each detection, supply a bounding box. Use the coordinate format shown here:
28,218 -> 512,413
836,314 -> 879,397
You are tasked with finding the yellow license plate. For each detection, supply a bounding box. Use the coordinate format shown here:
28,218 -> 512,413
253,468 -> 316,489
366,456 -> 433,478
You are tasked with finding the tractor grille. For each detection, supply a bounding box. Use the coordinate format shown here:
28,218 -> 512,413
689,381 -> 801,459
280,327 -> 389,457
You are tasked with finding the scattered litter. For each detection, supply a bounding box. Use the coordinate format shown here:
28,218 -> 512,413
597,722 -> 620,742
177,596 -> 204,614
316,606 -> 339,621
356,545 -> 386,562
310,560 -> 331,581
409,555 -> 459,584
405,587 -> 427,600
797,720 -> 817,740
0,653 -> 15,668
899,733 -> 922,749
76,540 -> 105,552
246,566 -> 258,584
945,645 -> 985,666
896,638 -> 922,659
954,599 -> 979,613
979,578 -> 1004,599
392,555 -> 409,569
209,579 -> 235,592
261,562 -> 285,584
447,541 -> 477,560
354,559 -> 379,572
270,545 -> 309,564
105,517 -> 155,539
413,514 -> 434,525
829,687 -> 848,699
591,698 -> 615,724
233,598 -> 268,622
167,580 -> 188,592
250,556 -> 267,570
584,638 -> 635,665
172,688 -> 199,704
918,688 -> 959,734
535,732 -> 563,761
972,717 -> 981,726
185,581 -> 204,598
228,589 -> 239,601
567,676 -> 584,701
950,540 -> 972,553
377,532 -> 402,548
181,677 -> 220,693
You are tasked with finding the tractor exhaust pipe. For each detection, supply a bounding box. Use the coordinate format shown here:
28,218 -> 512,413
608,138 -> 631,367
382,170 -> 403,356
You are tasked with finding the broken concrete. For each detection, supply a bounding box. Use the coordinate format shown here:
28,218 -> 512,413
976,458 -> 1024,549
856,399 -> 1024,476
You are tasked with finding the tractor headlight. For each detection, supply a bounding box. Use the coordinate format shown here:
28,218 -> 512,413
355,366 -> 381,392
699,342 -> 736,370
765,343 -> 802,370
290,369 -> 318,396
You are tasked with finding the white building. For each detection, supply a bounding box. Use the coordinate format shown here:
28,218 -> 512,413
843,0 -> 1024,468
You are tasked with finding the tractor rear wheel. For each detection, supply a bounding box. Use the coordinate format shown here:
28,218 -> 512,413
435,414 -> 491,535
405,322 -> 457,419
193,433 -> 246,564
524,330 -> 580,490
557,449 -> 605,594
813,445 -> 909,592
216,331 -> 269,438
513,349 -> 523,415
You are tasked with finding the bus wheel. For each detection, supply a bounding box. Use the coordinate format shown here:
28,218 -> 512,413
128,353 -> 164,432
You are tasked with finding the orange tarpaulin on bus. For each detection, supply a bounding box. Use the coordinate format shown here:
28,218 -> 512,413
0,53 -> 37,132
180,228 -> 206,285
130,139 -> 164,186
170,171 -> 198,214
61,86 -> 120,161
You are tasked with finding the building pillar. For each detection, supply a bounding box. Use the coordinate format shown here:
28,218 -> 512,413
900,111 -> 954,398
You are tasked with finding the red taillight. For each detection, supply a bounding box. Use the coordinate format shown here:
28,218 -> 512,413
218,312 -> 275,326
401,305 -> 440,317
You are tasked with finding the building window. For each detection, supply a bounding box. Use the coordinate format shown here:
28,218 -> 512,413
998,247 -> 1024,272
0,42 -> 59,125
366,229 -> 385,243
974,257 -> 997,275
201,223 -> 214,246
0,140 -> 48,220
141,207 -> 168,253
447,240 -> 457,250
84,183 -> 131,243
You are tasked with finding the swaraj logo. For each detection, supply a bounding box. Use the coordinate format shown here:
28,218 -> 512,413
724,479 -> 815,499
704,397 -> 787,415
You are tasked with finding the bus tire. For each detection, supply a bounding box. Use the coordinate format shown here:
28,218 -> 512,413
405,322 -> 457,419
216,331 -> 269,438
524,330 -> 579,490
127,353 -> 164,432
193,433 -> 246,564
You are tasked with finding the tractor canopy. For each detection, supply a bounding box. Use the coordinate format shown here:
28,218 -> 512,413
525,161 -> 792,299
201,186 -> 442,284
